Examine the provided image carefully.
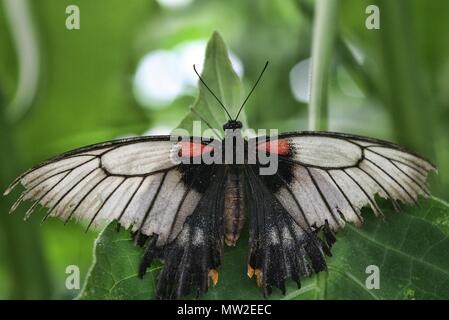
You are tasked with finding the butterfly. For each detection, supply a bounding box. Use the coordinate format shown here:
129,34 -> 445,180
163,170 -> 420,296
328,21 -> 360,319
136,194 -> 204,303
4,62 -> 436,299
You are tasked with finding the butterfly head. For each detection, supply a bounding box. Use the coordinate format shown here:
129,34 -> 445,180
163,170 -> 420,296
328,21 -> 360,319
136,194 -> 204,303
223,120 -> 242,130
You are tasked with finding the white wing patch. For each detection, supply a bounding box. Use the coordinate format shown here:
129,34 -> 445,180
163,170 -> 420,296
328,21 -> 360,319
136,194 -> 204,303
101,141 -> 176,175
4,137 -> 202,246
288,136 -> 362,168
22,155 -> 102,191
275,133 -> 436,232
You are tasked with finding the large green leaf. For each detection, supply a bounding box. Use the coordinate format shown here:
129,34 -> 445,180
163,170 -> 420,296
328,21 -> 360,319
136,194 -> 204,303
79,197 -> 449,300
288,197 -> 449,300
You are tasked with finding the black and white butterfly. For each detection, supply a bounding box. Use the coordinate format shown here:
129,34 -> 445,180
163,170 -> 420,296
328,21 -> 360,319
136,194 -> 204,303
4,62 -> 436,299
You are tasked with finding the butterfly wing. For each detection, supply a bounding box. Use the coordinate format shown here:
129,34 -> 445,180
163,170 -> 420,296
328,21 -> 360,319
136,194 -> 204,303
139,165 -> 226,299
246,131 -> 436,294
275,131 -> 435,229
5,135 -> 228,299
5,136 -> 209,246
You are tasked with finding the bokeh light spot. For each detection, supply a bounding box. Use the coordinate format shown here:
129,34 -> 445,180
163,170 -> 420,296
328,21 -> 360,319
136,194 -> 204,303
289,58 -> 311,103
133,39 -> 244,110
133,50 -> 184,108
157,0 -> 193,9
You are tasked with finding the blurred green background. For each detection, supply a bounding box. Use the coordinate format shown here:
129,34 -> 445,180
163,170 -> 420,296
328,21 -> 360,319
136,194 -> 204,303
0,0 -> 448,299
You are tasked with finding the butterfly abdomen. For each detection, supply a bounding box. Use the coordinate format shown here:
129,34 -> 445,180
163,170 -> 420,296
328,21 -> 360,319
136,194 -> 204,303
224,166 -> 246,246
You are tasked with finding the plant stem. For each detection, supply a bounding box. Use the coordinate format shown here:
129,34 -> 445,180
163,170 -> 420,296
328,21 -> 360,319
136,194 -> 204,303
375,0 -> 434,158
297,0 -> 376,96
0,86 -> 51,300
3,0 -> 40,122
309,0 -> 339,299
308,0 -> 339,131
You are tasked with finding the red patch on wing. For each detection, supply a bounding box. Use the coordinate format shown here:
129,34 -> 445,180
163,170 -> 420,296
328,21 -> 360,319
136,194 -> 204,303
179,142 -> 214,158
256,139 -> 291,156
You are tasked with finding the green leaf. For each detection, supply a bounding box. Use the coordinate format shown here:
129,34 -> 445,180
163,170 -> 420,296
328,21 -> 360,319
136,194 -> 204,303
78,222 -> 162,300
199,197 -> 449,300
317,197 -> 449,300
176,31 -> 246,136
79,197 -> 449,300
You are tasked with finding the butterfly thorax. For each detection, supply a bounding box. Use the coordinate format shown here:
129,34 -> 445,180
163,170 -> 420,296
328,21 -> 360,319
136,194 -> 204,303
222,120 -> 243,130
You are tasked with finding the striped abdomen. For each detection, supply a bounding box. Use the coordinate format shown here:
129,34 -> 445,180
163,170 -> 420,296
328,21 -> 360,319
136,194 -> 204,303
224,167 -> 245,246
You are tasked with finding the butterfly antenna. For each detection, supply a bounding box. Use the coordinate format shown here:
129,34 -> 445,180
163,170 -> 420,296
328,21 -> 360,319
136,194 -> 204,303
234,61 -> 269,120
193,64 -> 232,120
190,107 -> 223,139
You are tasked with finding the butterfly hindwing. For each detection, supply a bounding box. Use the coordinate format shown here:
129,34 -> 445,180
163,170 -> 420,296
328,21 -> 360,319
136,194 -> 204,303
138,165 -> 226,299
245,165 -> 334,296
